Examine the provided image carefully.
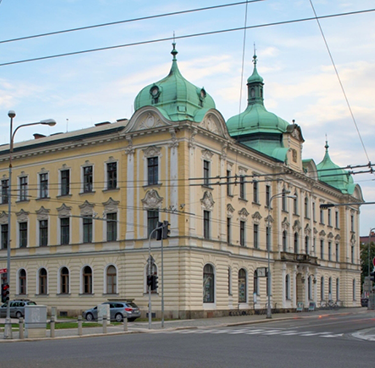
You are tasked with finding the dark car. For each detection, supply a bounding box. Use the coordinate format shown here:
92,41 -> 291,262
83,301 -> 141,322
361,298 -> 369,307
0,299 -> 37,318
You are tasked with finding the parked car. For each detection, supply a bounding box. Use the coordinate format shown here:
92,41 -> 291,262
0,299 -> 37,318
83,301 -> 141,322
361,298 -> 369,307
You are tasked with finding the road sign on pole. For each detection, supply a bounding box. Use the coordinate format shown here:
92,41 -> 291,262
0,268 -> 7,274
373,257 -> 375,267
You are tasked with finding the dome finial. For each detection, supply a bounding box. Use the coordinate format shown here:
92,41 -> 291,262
171,32 -> 178,60
253,43 -> 257,66
325,135 -> 329,152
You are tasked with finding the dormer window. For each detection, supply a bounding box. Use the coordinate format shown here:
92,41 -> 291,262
199,88 -> 206,107
250,88 -> 255,98
150,85 -> 160,104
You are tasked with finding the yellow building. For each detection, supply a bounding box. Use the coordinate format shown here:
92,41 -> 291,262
0,45 -> 363,318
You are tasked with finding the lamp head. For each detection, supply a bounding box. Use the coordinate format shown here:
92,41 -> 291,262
40,119 -> 56,126
8,110 -> 16,119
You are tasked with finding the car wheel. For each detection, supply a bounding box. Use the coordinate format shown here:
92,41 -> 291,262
86,313 -> 94,321
16,311 -> 22,319
115,313 -> 123,322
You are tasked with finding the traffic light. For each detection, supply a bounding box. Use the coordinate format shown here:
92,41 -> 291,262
370,271 -> 375,283
147,275 -> 152,287
162,220 -> 170,239
151,275 -> 158,291
155,221 -> 163,241
1,283 -> 9,303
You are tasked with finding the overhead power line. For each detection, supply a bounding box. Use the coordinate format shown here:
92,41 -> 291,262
0,8 -> 374,67
0,1 -> 263,45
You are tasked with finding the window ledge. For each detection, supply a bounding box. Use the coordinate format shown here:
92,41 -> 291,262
57,194 -> 72,198
16,200 -> 30,204
238,198 -> 248,203
36,197 -> 51,201
79,190 -> 96,195
79,293 -> 95,296
252,201 -> 260,206
143,183 -> 162,189
102,188 -> 120,193
201,185 -> 214,190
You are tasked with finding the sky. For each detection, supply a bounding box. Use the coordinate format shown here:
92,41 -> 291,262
0,0 -> 374,235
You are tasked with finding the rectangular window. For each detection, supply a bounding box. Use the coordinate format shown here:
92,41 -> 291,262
39,173 -> 48,198
253,181 -> 258,203
240,220 -> 245,246
1,179 -> 9,204
266,226 -> 271,251
1,224 -> 8,250
226,170 -> 231,196
253,224 -> 259,249
265,185 -> 270,207
328,241 -> 332,261
335,210 -> 339,228
39,220 -> 48,246
107,162 -> 117,189
239,175 -> 245,199
203,210 -> 210,239
336,243 -> 339,262
147,210 -> 159,238
83,166 -> 93,192
227,217 -> 231,244
19,222 -> 27,248
203,160 -> 210,186
19,176 -> 28,201
282,190 -> 287,211
351,246 -> 354,263
312,202 -> 316,222
147,157 -> 158,185
83,216 -> 93,243
320,209 -> 324,224
351,215 -> 354,232
328,209 -> 332,226
60,217 -> 70,245
106,213 -> 117,241
320,240 -> 324,260
61,169 -> 70,196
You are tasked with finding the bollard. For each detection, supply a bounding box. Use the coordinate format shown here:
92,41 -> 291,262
102,316 -> 107,334
50,316 -> 55,338
19,317 -> 24,339
123,315 -> 128,332
78,315 -> 83,336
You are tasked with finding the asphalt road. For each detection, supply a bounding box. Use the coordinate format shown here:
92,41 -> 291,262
1,313 -> 374,368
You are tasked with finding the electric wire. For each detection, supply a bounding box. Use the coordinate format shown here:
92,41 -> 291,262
1,8 -> 375,67
0,1 -> 263,45
309,0 -> 371,165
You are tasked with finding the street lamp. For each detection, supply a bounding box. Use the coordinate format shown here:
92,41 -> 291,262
4,110 -> 56,339
266,189 -> 296,319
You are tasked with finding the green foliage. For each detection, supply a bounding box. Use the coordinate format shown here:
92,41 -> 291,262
360,241 -> 375,290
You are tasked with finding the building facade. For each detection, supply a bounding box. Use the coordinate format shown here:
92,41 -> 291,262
0,45 -> 363,317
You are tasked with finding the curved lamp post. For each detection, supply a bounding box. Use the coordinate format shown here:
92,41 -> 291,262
4,110 -> 56,339
266,190 -> 296,319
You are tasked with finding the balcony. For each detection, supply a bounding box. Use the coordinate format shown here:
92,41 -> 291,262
280,252 -> 319,265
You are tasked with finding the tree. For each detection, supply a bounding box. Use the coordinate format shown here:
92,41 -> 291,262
360,240 -> 375,292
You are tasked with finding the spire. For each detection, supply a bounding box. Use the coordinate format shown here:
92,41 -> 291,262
247,49 -> 264,105
171,33 -> 178,61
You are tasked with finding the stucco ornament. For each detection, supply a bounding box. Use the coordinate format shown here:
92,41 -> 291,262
201,191 -> 215,211
142,189 -> 163,209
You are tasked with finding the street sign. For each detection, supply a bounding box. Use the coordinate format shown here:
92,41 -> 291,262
0,268 -> 7,274
373,257 -> 375,267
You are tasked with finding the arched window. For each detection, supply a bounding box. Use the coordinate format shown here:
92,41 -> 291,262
336,278 -> 339,301
39,268 -> 47,295
305,236 -> 309,254
19,269 -> 27,295
107,265 -> 117,294
282,189 -> 287,211
285,274 -> 290,300
320,277 -> 324,301
304,196 -> 309,218
308,276 -> 312,300
282,230 -> 287,252
293,192 -> 298,215
238,268 -> 247,303
60,267 -> 69,294
352,279 -> 356,301
294,233 -> 299,253
203,264 -> 214,303
253,270 -> 259,295
328,277 -> 332,300
83,266 -> 93,294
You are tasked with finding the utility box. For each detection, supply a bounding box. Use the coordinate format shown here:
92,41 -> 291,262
97,303 -> 110,325
25,305 -> 47,338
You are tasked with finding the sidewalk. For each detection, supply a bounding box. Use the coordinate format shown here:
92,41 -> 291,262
1,307 -> 374,342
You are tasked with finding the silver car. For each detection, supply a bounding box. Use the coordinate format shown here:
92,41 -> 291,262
83,301 -> 141,322
0,299 -> 37,318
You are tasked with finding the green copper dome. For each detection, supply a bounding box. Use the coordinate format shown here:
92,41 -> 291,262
317,141 -> 355,194
226,54 -> 289,160
134,43 -> 215,122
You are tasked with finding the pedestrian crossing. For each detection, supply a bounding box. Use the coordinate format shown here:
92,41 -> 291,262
152,327 -> 343,339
